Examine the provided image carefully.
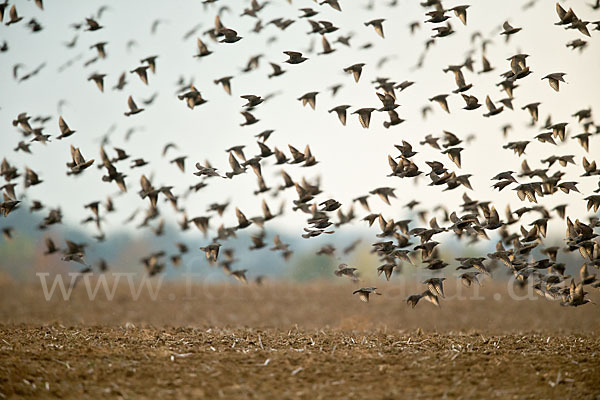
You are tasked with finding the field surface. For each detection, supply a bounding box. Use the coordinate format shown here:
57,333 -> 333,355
0,280 -> 599,399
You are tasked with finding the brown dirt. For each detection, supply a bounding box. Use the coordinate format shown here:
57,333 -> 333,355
0,280 -> 599,399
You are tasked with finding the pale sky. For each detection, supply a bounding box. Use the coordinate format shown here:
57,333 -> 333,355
1,0 -> 599,250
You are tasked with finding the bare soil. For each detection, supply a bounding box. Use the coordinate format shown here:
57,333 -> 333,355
0,280 -> 599,399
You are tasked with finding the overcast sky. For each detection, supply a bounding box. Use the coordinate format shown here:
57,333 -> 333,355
1,0 -> 599,249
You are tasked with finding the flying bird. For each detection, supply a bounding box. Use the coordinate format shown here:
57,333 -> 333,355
364,19 -> 385,38
283,51 -> 308,64
124,96 -> 144,116
352,108 -> 376,128
353,287 -> 382,303
542,73 -> 567,91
